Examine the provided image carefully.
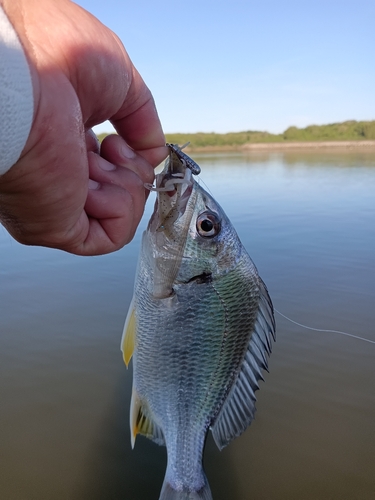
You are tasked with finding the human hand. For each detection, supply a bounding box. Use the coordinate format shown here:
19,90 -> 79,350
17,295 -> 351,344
0,0 -> 168,255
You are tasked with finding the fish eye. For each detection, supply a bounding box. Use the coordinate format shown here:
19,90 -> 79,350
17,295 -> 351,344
196,211 -> 221,238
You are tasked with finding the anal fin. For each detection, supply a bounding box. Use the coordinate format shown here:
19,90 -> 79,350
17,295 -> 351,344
130,388 -> 165,448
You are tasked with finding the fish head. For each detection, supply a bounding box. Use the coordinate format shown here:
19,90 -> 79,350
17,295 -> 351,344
144,148 -> 243,299
176,183 -> 243,286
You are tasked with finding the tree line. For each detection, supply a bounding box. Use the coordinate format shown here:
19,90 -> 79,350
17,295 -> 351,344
97,120 -> 375,147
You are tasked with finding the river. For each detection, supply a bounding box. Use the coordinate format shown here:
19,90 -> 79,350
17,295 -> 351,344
1,150 -> 374,499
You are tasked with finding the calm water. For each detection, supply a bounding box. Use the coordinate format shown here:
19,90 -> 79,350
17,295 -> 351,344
1,150 -> 374,500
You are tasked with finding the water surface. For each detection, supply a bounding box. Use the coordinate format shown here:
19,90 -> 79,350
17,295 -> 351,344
1,150 -> 374,499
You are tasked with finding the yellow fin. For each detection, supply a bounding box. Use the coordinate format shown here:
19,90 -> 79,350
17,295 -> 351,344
120,297 -> 136,368
129,388 -> 165,449
130,388 -> 141,449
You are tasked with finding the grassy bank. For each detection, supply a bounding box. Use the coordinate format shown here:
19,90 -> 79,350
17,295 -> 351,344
97,120 -> 375,150
165,120 -> 375,148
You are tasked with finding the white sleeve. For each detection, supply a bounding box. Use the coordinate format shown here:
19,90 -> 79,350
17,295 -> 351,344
0,6 -> 33,175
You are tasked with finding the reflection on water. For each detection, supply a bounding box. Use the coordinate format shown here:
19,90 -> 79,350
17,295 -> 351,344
1,150 -> 375,499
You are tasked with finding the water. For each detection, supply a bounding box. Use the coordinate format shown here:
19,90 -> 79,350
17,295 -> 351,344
1,150 -> 374,499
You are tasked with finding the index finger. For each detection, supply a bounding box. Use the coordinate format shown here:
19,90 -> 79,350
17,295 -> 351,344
111,68 -> 168,167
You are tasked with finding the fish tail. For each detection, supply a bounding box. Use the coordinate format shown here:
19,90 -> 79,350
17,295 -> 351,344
159,474 -> 212,500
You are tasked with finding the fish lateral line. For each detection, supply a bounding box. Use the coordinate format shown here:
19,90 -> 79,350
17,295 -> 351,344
275,308 -> 375,345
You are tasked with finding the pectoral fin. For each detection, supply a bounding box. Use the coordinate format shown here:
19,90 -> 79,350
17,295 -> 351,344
130,388 -> 165,448
211,279 -> 275,450
120,297 -> 136,367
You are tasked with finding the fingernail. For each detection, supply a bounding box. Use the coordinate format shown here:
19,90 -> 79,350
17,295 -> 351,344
99,158 -> 116,171
121,142 -> 136,159
89,151 -> 116,171
88,179 -> 100,190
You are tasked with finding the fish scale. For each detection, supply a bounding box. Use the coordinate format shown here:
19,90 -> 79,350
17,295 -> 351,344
121,146 -> 275,499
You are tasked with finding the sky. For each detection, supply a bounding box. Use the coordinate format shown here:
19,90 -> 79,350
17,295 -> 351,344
75,0 -> 375,135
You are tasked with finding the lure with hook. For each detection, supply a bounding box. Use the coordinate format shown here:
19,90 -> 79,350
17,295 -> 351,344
166,143 -> 202,175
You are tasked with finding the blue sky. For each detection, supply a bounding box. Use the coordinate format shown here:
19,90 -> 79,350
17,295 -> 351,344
75,0 -> 374,134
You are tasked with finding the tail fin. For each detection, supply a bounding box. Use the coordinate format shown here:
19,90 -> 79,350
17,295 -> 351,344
159,476 -> 212,500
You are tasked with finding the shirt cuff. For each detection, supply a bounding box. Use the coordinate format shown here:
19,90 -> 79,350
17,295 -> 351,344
0,6 -> 33,175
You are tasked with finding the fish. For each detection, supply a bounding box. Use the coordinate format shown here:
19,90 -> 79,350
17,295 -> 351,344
121,145 -> 276,500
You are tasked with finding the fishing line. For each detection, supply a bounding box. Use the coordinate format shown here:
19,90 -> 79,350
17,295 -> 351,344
197,176 -> 214,196
274,308 -> 375,345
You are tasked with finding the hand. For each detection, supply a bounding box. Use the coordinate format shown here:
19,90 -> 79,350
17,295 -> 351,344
0,0 -> 168,255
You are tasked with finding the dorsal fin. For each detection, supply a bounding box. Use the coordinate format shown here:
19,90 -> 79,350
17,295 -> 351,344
130,388 -> 165,448
211,279 -> 275,450
120,297 -> 136,367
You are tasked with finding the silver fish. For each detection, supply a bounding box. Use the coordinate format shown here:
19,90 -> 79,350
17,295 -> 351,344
121,146 -> 275,500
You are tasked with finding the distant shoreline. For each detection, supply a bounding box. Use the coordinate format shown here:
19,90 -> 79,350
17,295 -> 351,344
98,120 -> 375,150
184,140 -> 375,153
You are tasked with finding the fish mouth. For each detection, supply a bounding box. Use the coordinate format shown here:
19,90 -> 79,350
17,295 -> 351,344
146,147 -> 198,299
149,148 -> 194,234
